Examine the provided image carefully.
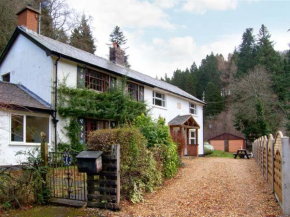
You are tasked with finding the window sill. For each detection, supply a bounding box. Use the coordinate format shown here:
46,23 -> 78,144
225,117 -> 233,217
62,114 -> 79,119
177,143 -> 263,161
152,105 -> 168,110
9,143 -> 50,146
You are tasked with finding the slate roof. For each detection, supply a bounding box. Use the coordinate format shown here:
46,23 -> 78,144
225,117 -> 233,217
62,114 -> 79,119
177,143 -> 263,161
0,81 -> 51,111
3,26 -> 204,104
168,115 -> 193,125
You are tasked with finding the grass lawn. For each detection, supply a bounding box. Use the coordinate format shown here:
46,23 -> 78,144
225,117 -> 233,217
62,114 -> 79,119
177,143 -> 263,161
206,150 -> 234,158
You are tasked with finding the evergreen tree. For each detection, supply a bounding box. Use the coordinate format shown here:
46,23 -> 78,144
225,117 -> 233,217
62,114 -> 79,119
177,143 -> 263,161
70,15 -> 96,54
256,24 -> 282,74
196,53 -> 221,100
205,82 -> 224,116
236,28 -> 257,77
109,26 -> 127,46
109,26 -> 130,68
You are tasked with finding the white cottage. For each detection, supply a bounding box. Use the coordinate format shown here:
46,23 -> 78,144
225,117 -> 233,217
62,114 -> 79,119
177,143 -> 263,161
0,6 -> 205,165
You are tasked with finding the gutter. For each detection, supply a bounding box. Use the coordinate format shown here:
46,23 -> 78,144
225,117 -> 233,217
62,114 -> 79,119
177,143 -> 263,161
53,55 -> 61,150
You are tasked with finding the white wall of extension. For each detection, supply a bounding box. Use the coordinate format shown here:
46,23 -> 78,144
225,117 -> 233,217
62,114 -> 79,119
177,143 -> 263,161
0,110 -> 52,165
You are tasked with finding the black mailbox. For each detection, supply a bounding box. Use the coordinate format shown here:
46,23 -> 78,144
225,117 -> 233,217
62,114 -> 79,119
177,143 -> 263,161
76,151 -> 103,174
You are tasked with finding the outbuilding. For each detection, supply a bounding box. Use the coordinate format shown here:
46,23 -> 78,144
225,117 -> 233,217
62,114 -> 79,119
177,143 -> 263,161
208,133 -> 246,153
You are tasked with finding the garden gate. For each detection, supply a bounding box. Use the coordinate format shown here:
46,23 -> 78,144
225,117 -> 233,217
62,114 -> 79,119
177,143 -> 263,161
48,151 -> 87,202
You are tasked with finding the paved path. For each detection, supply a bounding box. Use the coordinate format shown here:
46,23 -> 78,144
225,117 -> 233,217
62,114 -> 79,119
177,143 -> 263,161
103,157 -> 282,216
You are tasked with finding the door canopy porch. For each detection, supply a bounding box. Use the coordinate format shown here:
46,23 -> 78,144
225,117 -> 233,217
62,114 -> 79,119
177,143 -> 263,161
168,114 -> 200,129
168,115 -> 200,157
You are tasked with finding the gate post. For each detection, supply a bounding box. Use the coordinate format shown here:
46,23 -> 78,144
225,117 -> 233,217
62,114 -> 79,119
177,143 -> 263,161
40,132 -> 49,202
282,136 -> 290,215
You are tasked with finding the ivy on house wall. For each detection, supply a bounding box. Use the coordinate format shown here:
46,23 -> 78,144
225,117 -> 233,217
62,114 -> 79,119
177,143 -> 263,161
57,84 -> 147,151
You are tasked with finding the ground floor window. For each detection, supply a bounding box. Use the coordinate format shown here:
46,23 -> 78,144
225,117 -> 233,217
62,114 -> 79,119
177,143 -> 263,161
11,114 -> 50,143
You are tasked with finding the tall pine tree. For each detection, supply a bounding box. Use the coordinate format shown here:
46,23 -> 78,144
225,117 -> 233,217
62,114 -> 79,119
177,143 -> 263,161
236,28 -> 257,77
70,15 -> 96,54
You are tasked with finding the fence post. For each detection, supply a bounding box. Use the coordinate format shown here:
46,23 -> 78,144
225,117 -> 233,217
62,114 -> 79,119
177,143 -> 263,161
282,136 -> 290,215
41,132 -> 48,167
269,135 -> 275,193
265,137 -> 268,181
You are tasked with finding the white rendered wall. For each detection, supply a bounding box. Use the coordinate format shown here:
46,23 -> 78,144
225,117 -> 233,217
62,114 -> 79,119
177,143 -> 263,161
144,87 -> 204,155
0,35 -> 53,104
0,110 -> 52,165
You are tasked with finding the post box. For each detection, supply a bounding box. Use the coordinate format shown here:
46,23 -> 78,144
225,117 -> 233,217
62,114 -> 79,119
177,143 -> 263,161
76,151 -> 103,174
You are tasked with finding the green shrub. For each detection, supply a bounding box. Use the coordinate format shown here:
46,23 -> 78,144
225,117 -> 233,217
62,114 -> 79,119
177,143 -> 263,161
133,114 -> 170,147
162,142 -> 179,178
133,114 -> 180,178
87,128 -> 162,203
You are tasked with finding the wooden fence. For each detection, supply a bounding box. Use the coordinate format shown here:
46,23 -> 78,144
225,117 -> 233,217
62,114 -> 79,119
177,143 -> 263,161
252,131 -> 290,215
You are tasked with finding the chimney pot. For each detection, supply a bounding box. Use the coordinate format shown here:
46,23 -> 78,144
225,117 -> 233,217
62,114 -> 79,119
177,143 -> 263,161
16,5 -> 40,32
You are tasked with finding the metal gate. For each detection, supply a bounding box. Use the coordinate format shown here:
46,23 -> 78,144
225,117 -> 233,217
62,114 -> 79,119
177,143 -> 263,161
48,151 -> 87,201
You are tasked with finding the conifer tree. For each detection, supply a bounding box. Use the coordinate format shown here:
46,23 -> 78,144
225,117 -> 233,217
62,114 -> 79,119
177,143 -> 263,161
109,26 -> 130,68
256,24 -> 282,74
70,15 -> 96,54
236,28 -> 257,77
205,82 -> 224,116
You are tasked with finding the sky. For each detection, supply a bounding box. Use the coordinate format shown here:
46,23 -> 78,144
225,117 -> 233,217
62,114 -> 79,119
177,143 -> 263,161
69,0 -> 290,78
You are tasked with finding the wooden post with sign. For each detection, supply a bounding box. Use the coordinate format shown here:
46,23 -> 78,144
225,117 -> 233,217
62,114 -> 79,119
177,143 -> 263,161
87,144 -> 120,210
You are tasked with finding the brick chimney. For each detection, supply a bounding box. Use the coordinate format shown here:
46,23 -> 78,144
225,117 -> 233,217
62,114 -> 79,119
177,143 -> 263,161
16,4 -> 40,32
109,42 -> 125,66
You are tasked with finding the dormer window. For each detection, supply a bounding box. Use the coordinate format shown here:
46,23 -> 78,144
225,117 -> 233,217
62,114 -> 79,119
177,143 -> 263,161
153,91 -> 166,107
189,103 -> 197,115
2,73 -> 10,82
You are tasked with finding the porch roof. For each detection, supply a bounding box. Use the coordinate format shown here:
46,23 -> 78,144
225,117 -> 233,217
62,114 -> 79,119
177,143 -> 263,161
168,115 -> 200,129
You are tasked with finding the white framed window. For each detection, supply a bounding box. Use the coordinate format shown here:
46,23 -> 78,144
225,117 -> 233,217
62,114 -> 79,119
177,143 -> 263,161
189,129 -> 196,145
189,103 -> 197,115
10,114 -> 50,144
153,91 -> 166,107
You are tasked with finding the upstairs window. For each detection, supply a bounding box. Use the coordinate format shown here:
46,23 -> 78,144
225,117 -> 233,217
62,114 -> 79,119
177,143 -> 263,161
153,91 -> 166,107
77,66 -> 117,92
127,82 -> 144,101
189,103 -> 197,115
86,69 -> 109,92
2,73 -> 10,82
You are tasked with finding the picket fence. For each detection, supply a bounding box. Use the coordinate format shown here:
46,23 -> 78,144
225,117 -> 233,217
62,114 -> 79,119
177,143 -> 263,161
252,131 -> 290,215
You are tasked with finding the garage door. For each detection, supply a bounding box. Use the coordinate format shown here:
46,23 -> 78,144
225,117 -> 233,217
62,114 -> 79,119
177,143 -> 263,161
229,140 -> 244,153
210,140 -> 224,151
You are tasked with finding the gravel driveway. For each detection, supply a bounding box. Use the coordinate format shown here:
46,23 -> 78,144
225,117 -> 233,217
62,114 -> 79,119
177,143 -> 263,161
102,157 -> 282,216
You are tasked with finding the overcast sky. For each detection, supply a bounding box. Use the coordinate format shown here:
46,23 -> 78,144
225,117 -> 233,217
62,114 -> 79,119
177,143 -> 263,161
69,0 -> 290,78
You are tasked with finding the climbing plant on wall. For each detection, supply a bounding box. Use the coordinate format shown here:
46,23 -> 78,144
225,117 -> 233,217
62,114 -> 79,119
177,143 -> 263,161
57,83 -> 147,151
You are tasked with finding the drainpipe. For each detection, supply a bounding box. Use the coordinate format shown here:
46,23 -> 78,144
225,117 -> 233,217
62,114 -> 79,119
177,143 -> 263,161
53,55 -> 61,150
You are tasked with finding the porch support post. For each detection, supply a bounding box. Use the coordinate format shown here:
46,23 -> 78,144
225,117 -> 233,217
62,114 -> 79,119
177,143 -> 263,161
196,129 -> 198,145
181,127 -> 185,155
